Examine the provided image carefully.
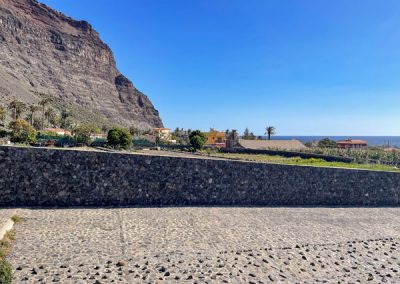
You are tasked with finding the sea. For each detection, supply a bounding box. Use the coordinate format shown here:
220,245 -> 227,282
268,136 -> 400,147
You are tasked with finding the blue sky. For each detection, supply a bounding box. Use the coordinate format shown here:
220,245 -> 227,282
40,0 -> 400,135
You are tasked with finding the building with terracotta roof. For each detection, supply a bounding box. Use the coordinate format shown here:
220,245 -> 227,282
336,139 -> 368,149
43,128 -> 72,136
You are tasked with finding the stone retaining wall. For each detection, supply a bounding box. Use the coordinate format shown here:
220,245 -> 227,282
0,146 -> 399,207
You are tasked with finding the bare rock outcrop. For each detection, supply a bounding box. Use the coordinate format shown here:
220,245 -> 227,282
0,0 -> 163,128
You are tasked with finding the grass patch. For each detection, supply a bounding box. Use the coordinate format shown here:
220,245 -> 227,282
11,215 -> 23,224
4,231 -> 15,242
0,229 -> 15,258
0,258 -> 12,284
206,152 -> 400,172
0,229 -> 15,284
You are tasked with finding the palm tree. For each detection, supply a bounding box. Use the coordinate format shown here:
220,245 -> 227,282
265,126 -> 276,140
0,106 -> 6,126
45,107 -> 58,127
15,102 -> 27,119
39,98 -> 51,129
28,104 -> 40,126
8,100 -> 27,120
8,99 -> 19,120
60,108 -> 71,129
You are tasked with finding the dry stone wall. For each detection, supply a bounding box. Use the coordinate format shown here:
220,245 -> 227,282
0,146 -> 399,207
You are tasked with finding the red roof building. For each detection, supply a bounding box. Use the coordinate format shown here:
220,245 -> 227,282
43,128 -> 72,136
336,139 -> 368,149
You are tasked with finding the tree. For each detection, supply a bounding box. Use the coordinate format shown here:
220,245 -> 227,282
60,108 -> 72,130
107,128 -> 132,149
45,107 -> 59,127
189,130 -> 207,151
0,105 -> 6,126
8,100 -> 18,120
8,100 -> 26,120
73,123 -> 101,145
172,127 -> 181,140
318,138 -> 337,148
101,125 -> 110,134
28,104 -> 40,126
129,126 -> 142,136
226,129 -> 239,148
9,119 -> 36,144
39,98 -> 51,129
265,126 -> 276,140
243,127 -> 256,140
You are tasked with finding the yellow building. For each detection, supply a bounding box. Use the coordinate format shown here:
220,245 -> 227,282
206,129 -> 226,147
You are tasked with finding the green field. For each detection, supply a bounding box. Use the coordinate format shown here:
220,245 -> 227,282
203,152 -> 400,172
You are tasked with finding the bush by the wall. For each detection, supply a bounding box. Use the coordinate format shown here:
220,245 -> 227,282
0,258 -> 12,284
0,130 -> 8,138
107,128 -> 132,149
9,119 -> 36,144
189,130 -> 207,151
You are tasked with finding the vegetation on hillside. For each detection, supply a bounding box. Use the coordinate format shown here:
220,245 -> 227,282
0,106 -> 7,127
9,119 -> 36,144
73,123 -> 101,145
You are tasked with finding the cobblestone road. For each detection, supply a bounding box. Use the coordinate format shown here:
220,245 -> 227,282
5,208 -> 400,283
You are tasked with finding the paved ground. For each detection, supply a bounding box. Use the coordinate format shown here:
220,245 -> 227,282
4,208 -> 400,283
0,208 -> 16,239
0,209 -> 16,226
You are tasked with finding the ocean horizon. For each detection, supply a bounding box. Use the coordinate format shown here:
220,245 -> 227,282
263,136 -> 400,147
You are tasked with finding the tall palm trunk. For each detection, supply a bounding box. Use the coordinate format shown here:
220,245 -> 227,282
41,104 -> 45,130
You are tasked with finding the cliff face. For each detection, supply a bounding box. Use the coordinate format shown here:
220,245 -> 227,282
0,0 -> 163,128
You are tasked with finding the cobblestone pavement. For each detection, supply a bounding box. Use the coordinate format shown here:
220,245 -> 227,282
0,209 -> 16,225
6,208 -> 400,283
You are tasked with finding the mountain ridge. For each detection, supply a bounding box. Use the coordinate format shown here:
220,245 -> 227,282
0,0 -> 163,129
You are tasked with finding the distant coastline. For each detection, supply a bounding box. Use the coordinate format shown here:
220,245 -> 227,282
262,136 -> 400,147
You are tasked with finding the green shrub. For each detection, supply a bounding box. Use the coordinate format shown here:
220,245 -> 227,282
73,123 -> 101,145
306,158 -> 325,163
0,130 -> 8,138
0,239 -> 9,250
37,131 -> 63,140
0,258 -> 12,284
11,215 -> 21,223
189,130 -> 207,151
58,135 -> 75,144
107,128 -> 132,149
9,119 -> 36,144
317,138 -> 337,148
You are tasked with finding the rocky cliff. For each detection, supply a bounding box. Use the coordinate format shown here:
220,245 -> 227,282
0,0 -> 163,128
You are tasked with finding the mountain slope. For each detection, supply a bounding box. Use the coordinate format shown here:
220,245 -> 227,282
0,0 -> 163,128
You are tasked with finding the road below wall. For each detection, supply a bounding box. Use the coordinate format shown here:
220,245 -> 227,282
6,207 -> 400,283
